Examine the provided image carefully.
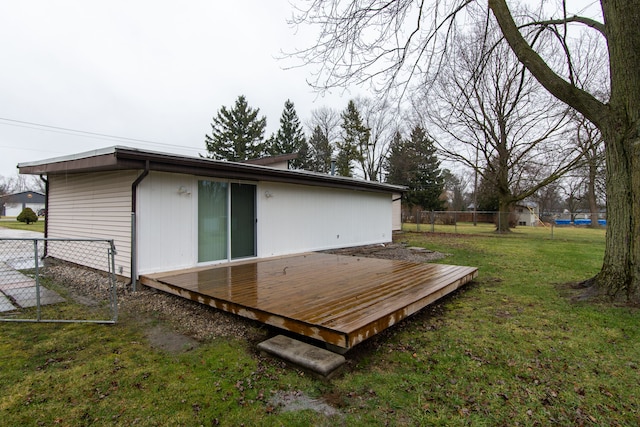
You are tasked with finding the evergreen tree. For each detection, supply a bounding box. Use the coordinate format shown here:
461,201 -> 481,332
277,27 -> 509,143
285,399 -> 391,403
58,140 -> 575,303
336,100 -> 368,177
204,95 -> 266,161
307,125 -> 334,173
385,126 -> 445,210
385,130 -> 411,185
265,100 -> 310,169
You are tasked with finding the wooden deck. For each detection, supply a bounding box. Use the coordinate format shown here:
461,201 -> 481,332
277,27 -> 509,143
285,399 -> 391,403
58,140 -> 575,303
140,253 -> 478,350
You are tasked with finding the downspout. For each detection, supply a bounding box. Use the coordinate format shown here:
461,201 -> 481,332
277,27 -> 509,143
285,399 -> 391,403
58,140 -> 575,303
40,175 -> 48,257
39,175 -> 48,238
130,161 -> 150,291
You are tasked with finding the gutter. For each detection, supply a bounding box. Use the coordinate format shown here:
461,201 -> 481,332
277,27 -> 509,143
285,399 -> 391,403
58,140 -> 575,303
130,160 -> 150,291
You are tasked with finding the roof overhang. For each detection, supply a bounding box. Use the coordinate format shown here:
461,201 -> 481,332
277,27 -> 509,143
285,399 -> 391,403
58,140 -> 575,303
18,146 -> 406,194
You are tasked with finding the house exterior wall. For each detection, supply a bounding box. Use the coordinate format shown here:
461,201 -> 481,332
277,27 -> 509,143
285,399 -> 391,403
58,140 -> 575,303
257,182 -> 392,257
136,172 -> 196,275
48,171 -> 136,276
135,175 -> 392,274
44,170 -> 395,277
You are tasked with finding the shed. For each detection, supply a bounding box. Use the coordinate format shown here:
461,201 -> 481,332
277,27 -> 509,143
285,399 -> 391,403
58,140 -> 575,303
18,146 -> 405,285
0,191 -> 46,217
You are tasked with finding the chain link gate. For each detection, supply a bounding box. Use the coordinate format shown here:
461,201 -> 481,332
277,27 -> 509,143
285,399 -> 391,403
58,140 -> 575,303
0,238 -> 118,323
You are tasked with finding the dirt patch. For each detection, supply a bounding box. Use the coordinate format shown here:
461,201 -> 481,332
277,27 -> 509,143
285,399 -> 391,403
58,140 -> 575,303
324,242 -> 448,263
145,324 -> 199,353
269,390 -> 342,418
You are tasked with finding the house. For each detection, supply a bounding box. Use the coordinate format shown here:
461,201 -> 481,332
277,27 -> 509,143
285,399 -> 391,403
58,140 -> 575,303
18,146 -> 405,286
514,202 -> 539,227
0,191 -> 46,217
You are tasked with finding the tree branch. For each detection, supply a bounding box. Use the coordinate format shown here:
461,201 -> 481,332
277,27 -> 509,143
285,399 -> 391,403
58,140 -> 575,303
488,0 -> 608,129
521,15 -> 606,39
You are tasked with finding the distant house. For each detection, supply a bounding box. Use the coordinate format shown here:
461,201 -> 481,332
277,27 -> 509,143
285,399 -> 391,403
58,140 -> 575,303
0,191 -> 45,217
514,202 -> 539,227
18,146 -> 405,285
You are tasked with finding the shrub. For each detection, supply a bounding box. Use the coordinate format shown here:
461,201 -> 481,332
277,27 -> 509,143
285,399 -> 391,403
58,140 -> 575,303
17,207 -> 38,224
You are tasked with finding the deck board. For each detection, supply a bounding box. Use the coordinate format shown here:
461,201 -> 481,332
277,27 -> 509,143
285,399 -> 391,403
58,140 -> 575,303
140,252 -> 477,349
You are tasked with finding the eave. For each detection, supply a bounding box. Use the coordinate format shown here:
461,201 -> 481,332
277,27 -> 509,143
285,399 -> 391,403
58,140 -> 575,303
18,146 -> 405,194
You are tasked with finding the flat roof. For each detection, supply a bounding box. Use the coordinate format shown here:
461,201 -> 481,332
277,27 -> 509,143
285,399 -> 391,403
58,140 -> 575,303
18,146 -> 405,194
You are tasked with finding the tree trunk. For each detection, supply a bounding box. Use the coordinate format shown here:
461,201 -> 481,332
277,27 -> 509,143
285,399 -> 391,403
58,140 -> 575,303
590,1 -> 640,302
496,199 -> 512,233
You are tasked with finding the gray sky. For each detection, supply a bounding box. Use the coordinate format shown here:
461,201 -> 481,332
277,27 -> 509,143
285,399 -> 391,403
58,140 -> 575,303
0,0 -> 357,179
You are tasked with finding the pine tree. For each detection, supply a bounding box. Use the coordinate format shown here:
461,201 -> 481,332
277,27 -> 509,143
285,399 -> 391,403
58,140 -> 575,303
385,130 -> 411,185
204,95 -> 266,161
336,100 -> 368,177
385,126 -> 445,210
265,100 -> 310,169
307,125 -> 334,173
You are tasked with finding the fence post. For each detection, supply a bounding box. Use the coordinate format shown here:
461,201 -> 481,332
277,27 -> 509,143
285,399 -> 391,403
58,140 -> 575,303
416,210 -> 421,232
431,210 -> 435,232
109,241 -> 118,322
454,211 -> 458,233
34,239 -> 41,322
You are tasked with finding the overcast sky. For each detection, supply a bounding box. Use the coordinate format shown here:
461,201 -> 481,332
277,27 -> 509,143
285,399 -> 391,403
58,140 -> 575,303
0,0 -> 360,180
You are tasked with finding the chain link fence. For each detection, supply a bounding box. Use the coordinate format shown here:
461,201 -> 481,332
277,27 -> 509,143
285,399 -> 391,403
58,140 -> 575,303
402,210 -> 607,236
0,238 -> 118,323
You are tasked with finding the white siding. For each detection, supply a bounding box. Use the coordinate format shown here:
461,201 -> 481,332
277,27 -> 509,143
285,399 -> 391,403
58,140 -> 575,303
48,171 -> 136,277
392,193 -> 402,231
136,172 -> 196,274
257,182 -> 392,257
47,170 -> 395,275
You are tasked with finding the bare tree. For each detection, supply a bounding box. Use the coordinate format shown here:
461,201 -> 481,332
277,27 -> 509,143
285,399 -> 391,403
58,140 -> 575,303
289,0 -> 640,301
307,107 -> 341,173
420,17 -> 578,231
560,174 -> 588,222
355,97 -> 399,181
572,114 -> 605,226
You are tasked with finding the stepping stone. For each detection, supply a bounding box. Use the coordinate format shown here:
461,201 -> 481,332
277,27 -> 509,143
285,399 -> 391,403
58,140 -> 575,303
0,293 -> 16,312
0,271 -> 35,288
6,258 -> 38,270
258,335 -> 345,379
3,286 -> 65,308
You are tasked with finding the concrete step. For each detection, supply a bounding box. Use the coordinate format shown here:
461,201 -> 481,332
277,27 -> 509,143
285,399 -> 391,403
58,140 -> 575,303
257,335 -> 346,379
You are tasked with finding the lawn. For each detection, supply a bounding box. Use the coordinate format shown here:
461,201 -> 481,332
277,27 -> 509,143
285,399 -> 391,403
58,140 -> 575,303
1,225 -> 638,426
0,218 -> 45,233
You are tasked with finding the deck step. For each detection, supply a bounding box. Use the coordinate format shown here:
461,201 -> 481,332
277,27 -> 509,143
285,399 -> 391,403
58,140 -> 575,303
257,335 -> 345,379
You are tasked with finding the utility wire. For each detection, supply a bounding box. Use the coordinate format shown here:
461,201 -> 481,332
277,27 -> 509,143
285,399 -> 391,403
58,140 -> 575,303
0,117 -> 203,154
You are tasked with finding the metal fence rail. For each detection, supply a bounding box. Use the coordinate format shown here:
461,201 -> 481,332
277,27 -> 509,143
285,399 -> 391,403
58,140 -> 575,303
0,238 -> 118,323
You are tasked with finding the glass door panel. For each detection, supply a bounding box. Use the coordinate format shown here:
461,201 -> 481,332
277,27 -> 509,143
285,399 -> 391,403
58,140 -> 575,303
198,181 -> 228,262
231,183 -> 256,259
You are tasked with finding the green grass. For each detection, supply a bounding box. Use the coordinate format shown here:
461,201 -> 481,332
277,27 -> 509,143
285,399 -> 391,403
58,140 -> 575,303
1,226 -> 638,426
0,218 -> 45,233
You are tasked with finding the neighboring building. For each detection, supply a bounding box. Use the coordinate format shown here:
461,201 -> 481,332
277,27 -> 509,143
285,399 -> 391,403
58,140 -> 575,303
0,191 -> 46,217
18,146 -> 405,284
514,202 -> 539,227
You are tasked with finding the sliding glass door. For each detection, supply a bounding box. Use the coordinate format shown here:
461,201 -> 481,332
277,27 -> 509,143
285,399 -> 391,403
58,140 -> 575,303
231,183 -> 256,259
198,180 -> 256,263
